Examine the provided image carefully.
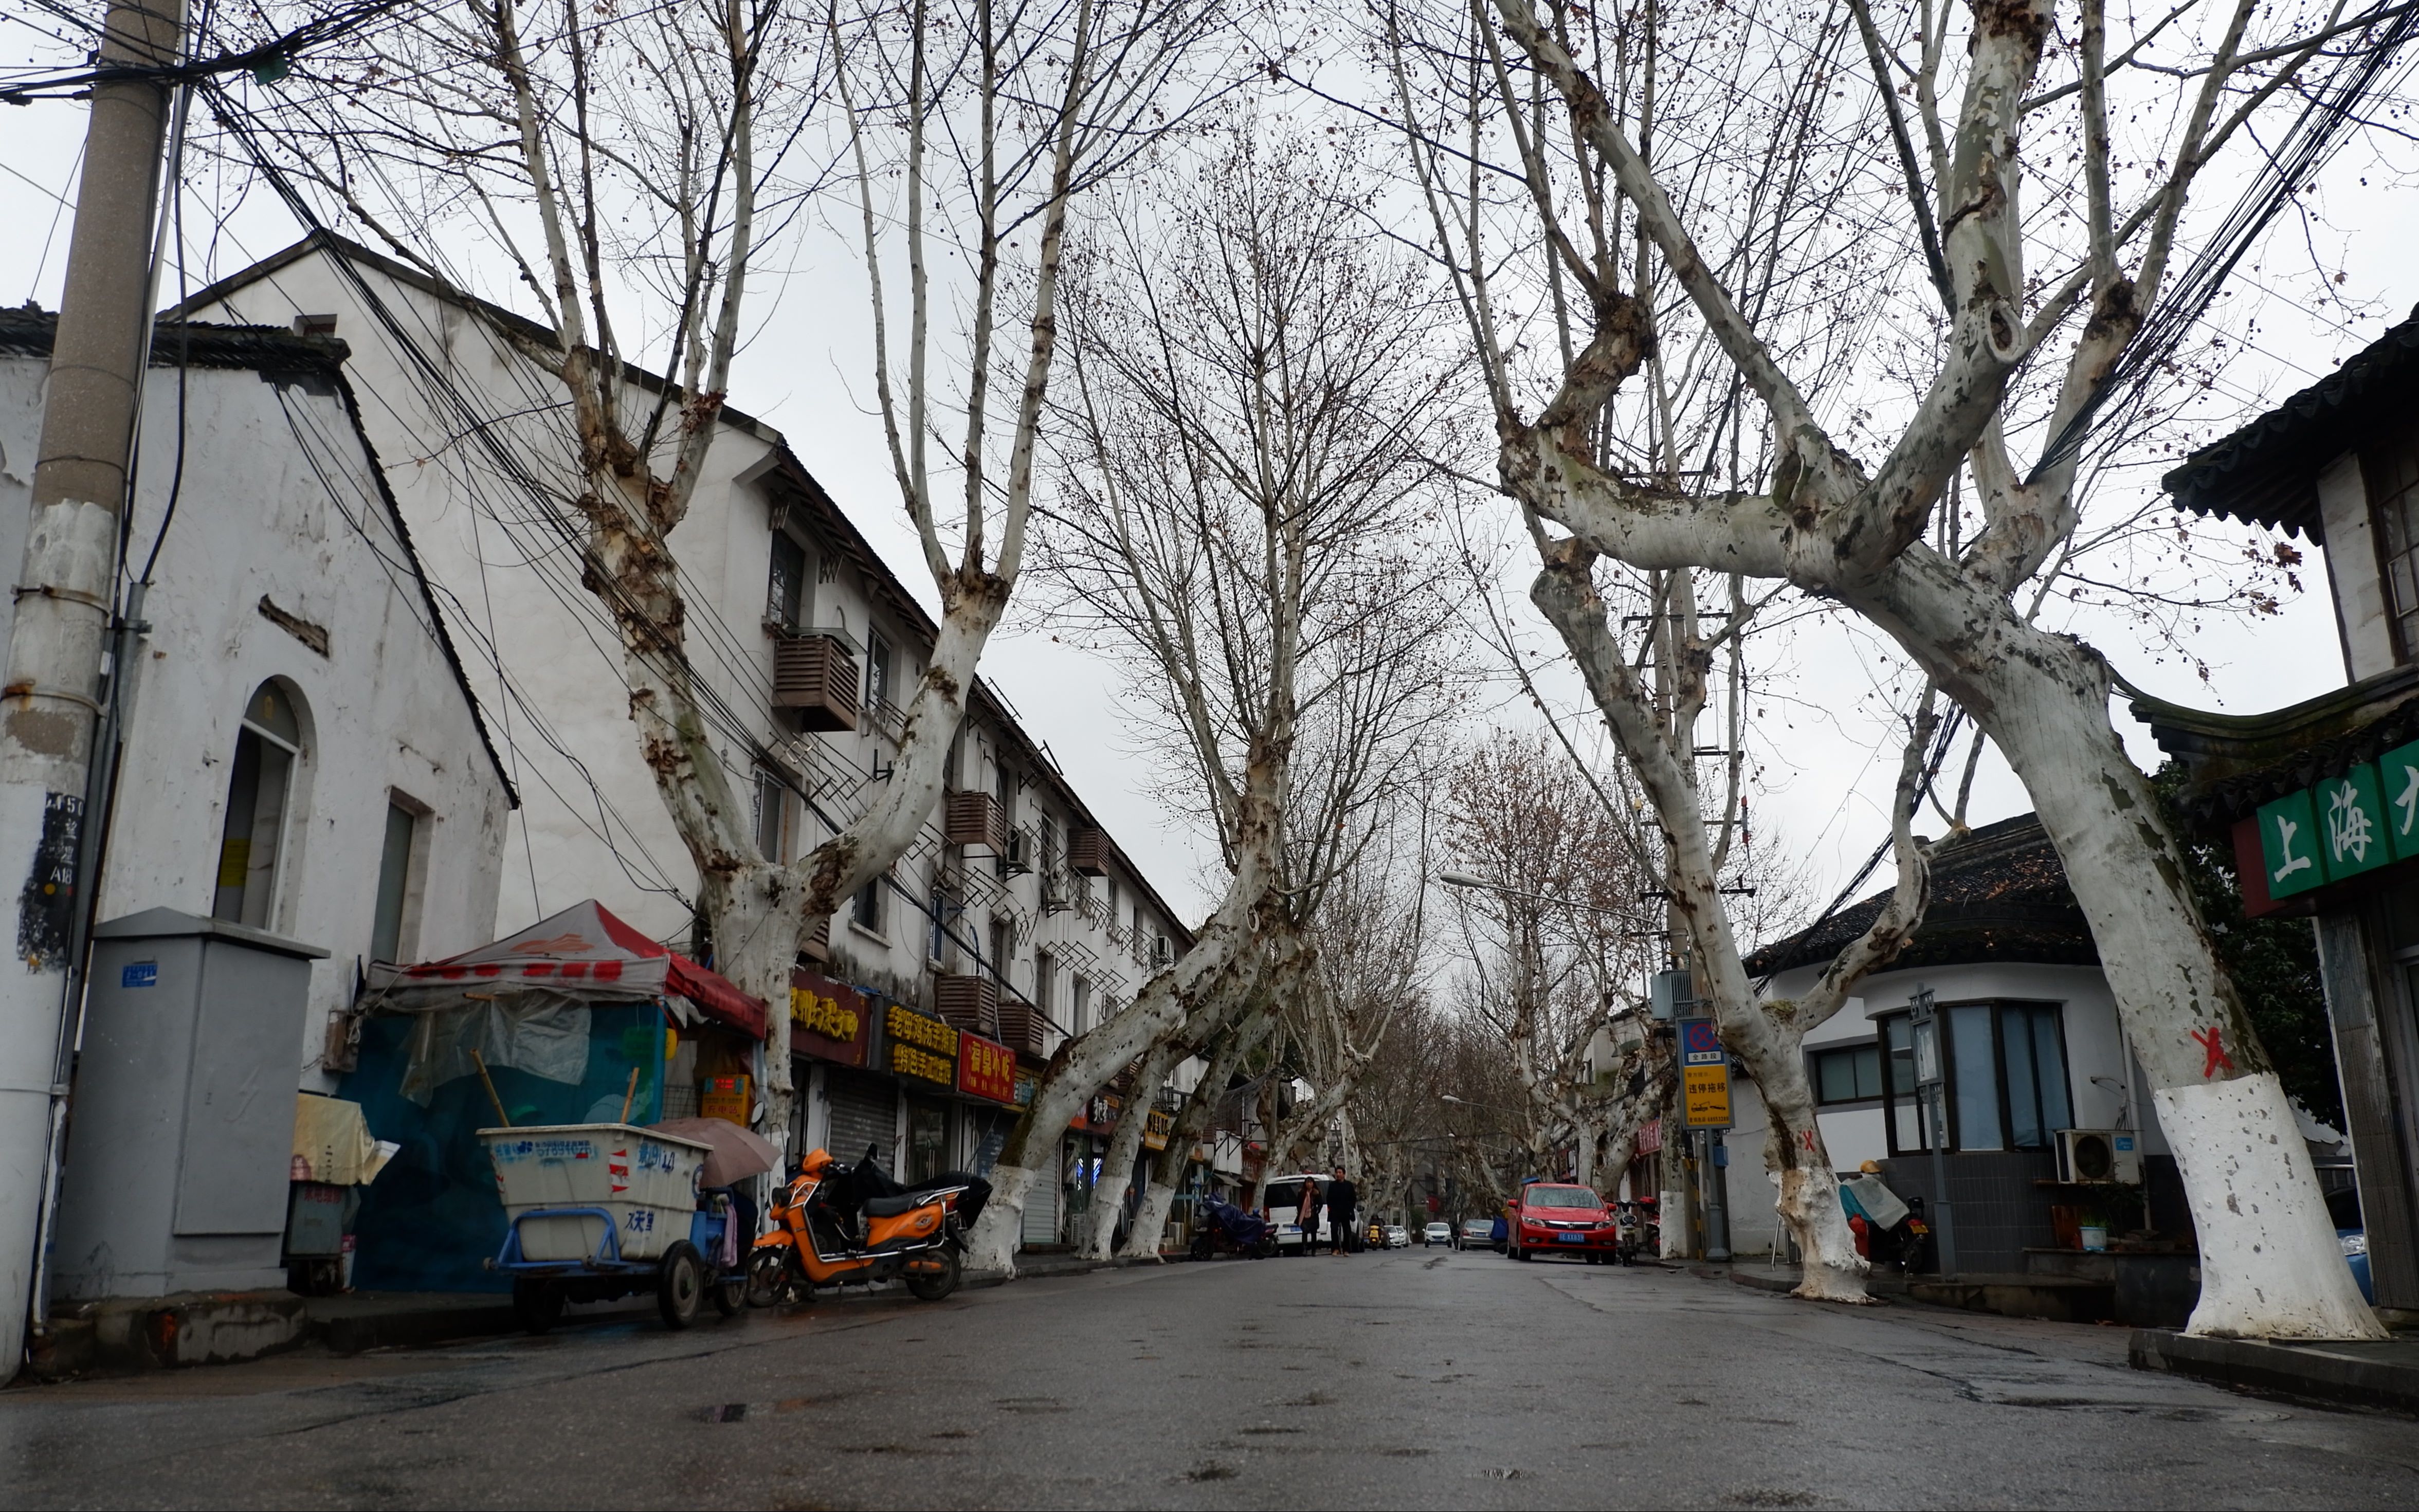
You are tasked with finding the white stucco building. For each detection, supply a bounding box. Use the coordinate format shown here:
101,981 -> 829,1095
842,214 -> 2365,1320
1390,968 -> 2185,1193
177,235 -> 1194,1245
1723,815 -> 2174,1271
0,311 -> 515,1091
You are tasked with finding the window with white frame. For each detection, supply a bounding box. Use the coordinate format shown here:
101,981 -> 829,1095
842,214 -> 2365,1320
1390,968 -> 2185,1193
851,876 -> 885,935
867,627 -> 895,708
752,768 -> 786,862
368,795 -> 427,963
214,681 -> 304,927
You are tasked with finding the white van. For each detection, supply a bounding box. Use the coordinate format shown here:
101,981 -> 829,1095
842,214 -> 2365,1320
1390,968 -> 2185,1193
1260,1174 -> 1330,1254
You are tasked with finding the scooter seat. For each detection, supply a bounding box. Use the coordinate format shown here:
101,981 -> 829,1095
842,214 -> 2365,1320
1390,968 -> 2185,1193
862,1194 -> 927,1218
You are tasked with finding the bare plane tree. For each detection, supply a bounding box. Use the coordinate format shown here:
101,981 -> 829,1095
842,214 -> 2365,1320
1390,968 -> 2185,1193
963,122 -> 1463,1269
1387,0 -> 2402,1332
226,0 -> 1224,1141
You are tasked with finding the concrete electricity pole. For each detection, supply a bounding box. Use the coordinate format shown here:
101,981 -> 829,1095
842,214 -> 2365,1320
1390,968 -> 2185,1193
0,0 -> 186,1374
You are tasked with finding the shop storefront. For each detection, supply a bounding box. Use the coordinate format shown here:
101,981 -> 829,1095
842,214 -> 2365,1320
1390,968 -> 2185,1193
957,1030 -> 1020,1175
790,968 -> 885,1167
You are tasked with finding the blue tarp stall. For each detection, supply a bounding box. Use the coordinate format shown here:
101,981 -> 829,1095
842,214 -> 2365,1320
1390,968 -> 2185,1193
340,1004 -> 666,1292
337,900 -> 769,1293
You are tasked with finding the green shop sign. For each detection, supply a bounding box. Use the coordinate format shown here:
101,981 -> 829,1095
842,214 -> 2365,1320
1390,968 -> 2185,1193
2258,742 -> 2419,899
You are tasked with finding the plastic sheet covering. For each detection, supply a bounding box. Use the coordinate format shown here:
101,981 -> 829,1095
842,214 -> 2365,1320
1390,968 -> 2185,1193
1841,1173 -> 1910,1231
293,1092 -> 394,1186
394,989 -> 594,1106
339,1001 -> 665,1292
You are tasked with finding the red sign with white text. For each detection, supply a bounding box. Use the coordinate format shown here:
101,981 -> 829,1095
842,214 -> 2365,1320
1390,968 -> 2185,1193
957,1031 -> 1017,1104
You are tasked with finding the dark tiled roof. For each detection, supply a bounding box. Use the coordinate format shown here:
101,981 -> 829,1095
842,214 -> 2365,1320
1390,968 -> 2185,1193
2160,305 -> 2419,540
0,307 -> 348,373
0,307 -> 519,809
1745,813 -> 2096,976
2131,663 -> 2419,830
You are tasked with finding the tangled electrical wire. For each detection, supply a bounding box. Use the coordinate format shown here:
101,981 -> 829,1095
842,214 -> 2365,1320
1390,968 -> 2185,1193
2026,0 -> 2419,486
0,0 -> 426,105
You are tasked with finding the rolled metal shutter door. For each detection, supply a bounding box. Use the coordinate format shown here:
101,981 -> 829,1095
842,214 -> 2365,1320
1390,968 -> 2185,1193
823,1067 -> 897,1172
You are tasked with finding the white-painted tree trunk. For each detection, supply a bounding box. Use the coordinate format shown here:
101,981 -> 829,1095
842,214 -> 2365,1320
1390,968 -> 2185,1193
1866,569 -> 2384,1338
1532,552 -> 1881,1300
1080,1035 -> 1182,1260
1124,1176 -> 1184,1263
1118,1004 -> 1276,1260
960,829 -> 1276,1273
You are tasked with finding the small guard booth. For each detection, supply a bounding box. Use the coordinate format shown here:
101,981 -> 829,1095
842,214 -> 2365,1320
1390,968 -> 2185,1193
339,900 -> 767,1290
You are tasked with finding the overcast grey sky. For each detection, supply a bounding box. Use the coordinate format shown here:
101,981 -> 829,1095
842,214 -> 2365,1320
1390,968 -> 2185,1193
0,67 -> 2409,933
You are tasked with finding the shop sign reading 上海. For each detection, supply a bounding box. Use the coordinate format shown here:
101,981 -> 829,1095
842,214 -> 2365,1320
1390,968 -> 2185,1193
957,1031 -> 1016,1104
790,969 -> 868,1067
885,1004 -> 958,1087
2256,744 -> 2419,901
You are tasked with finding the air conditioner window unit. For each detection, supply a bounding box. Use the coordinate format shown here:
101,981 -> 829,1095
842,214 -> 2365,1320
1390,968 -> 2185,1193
2055,1127 -> 2141,1185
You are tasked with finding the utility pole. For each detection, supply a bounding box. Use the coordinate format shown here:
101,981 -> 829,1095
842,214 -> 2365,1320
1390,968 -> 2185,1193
0,0 -> 186,1376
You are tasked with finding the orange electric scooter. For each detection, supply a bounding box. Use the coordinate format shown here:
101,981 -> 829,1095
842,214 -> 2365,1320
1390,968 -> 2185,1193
747,1146 -> 984,1305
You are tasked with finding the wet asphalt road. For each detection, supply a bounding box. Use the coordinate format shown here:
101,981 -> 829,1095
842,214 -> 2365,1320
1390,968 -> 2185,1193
4,1246 -> 2418,1509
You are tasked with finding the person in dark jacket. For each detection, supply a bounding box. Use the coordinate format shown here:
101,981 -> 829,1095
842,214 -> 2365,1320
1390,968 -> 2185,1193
1325,1167 -> 1358,1257
1297,1178 -> 1323,1254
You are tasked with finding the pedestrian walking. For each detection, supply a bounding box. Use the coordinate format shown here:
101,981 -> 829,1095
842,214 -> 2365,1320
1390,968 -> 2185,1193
1326,1167 -> 1357,1258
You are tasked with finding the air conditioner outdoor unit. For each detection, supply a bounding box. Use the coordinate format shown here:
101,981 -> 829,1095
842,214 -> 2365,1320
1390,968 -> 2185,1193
2056,1127 -> 2142,1185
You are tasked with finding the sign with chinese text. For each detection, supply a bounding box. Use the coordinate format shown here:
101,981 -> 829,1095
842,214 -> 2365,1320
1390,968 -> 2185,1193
2318,762 -> 2392,881
2257,787 -> 2327,899
1142,1108 -> 1174,1151
2381,740 -> 2419,861
1636,1118 -> 1662,1155
885,1004 -> 958,1087
2257,760 -> 2408,901
789,970 -> 868,1066
957,1031 -> 1017,1103
1677,1019 -> 1732,1129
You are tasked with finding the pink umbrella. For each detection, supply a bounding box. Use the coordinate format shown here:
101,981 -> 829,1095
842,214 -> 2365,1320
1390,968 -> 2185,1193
651,1117 -> 781,1187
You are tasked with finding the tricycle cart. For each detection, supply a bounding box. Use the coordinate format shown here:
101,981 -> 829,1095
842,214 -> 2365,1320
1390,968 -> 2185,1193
479,1123 -> 747,1332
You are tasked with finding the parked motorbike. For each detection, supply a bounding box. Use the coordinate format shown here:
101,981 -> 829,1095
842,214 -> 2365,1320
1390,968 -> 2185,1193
747,1146 -> 989,1305
1189,1196 -> 1277,1260
1856,1195 -> 1934,1274
1614,1200 -> 1656,1265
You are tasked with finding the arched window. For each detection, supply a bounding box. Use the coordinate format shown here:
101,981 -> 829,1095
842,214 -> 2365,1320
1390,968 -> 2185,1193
214,681 -> 303,926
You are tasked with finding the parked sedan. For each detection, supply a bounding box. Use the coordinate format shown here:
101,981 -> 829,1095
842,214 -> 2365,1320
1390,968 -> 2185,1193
1383,1225 -> 1411,1248
1421,1221 -> 1453,1247
1506,1182 -> 1621,1262
1458,1217 -> 1498,1252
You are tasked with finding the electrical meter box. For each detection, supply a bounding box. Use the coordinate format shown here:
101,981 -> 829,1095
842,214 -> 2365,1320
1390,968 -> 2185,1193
50,908 -> 328,1299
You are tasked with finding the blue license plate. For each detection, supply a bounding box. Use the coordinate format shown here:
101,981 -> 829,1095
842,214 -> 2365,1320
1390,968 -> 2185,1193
1557,1233 -> 1585,1243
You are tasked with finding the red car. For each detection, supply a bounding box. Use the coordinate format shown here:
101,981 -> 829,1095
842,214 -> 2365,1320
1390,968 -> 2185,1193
1506,1183 -> 1620,1262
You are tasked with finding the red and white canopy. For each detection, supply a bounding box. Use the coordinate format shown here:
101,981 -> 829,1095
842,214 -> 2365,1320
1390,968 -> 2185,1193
369,899 -> 768,1040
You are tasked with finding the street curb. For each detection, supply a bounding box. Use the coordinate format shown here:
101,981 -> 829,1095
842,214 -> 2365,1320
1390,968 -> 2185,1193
2130,1328 -> 2419,1416
965,1254 -> 1181,1289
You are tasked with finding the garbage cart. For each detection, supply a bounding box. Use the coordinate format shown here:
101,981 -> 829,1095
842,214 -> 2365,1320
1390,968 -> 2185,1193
480,1123 -> 745,1332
